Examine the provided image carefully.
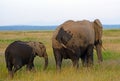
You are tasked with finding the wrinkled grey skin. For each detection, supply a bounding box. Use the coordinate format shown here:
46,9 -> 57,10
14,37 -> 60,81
5,41 -> 48,78
52,19 -> 103,70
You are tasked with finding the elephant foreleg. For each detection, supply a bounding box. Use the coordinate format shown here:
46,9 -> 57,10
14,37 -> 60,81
86,44 -> 94,67
72,58 -> 79,69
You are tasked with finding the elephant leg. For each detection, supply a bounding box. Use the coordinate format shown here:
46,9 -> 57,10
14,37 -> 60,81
7,61 -> 14,78
26,63 -> 35,71
72,58 -> 79,69
81,54 -> 87,67
86,44 -> 94,67
53,48 -> 63,70
12,64 -> 22,78
71,48 -> 81,68
12,59 -> 23,74
13,65 -> 22,73
26,56 -> 35,71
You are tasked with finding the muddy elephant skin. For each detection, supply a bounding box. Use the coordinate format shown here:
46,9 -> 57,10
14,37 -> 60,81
52,19 -> 103,70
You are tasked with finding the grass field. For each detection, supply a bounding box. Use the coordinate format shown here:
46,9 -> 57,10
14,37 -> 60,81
0,30 -> 120,81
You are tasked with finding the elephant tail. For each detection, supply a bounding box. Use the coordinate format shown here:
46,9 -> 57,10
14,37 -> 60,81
102,44 -> 106,51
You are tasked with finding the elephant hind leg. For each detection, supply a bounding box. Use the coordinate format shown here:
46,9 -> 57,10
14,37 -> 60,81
53,48 -> 63,70
81,54 -> 87,67
12,59 -> 23,75
13,65 -> 22,73
26,63 -> 35,71
71,48 -> 81,69
9,64 -> 22,78
7,62 -> 14,78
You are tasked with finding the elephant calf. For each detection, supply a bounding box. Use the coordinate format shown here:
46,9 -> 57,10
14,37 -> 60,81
5,40 -> 48,78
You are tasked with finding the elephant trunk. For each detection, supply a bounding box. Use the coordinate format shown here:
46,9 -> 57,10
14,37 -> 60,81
43,52 -> 48,70
93,19 -> 103,63
95,40 -> 103,63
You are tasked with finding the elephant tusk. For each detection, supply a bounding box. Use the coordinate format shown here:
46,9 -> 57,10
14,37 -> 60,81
102,45 -> 106,51
60,43 -> 75,53
60,43 -> 67,48
94,44 -> 106,51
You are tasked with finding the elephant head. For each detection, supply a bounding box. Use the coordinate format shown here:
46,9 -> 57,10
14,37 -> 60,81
93,19 -> 103,63
27,41 -> 48,70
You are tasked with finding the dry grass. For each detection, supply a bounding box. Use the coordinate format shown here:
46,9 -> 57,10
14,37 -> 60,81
0,30 -> 120,81
0,31 -> 53,54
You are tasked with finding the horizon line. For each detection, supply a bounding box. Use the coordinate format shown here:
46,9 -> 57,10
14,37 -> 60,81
0,24 -> 120,27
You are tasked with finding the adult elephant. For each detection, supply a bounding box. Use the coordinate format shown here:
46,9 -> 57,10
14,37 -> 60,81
52,19 -> 103,70
5,41 -> 48,78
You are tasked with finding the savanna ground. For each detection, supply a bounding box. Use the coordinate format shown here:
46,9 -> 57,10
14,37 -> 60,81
0,30 -> 120,81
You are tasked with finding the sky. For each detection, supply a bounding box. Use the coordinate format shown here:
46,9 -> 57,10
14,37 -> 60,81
0,0 -> 120,26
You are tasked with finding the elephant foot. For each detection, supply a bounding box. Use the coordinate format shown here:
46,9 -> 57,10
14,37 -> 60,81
26,67 -> 36,72
56,68 -> 61,73
8,71 -> 14,79
97,60 -> 103,65
71,57 -> 79,69
87,63 -> 93,67
31,67 -> 36,72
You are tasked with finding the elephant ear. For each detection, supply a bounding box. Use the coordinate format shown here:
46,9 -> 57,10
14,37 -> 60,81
94,19 -> 102,27
94,19 -> 103,45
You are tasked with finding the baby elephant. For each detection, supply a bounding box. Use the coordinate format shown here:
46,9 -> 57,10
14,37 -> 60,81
5,40 -> 48,78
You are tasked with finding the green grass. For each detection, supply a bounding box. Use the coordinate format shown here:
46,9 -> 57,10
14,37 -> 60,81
0,30 -> 120,81
103,29 -> 120,37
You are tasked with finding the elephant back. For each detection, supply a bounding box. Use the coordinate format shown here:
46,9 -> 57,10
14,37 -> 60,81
27,41 -> 46,57
52,20 -> 75,49
52,20 -> 95,49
